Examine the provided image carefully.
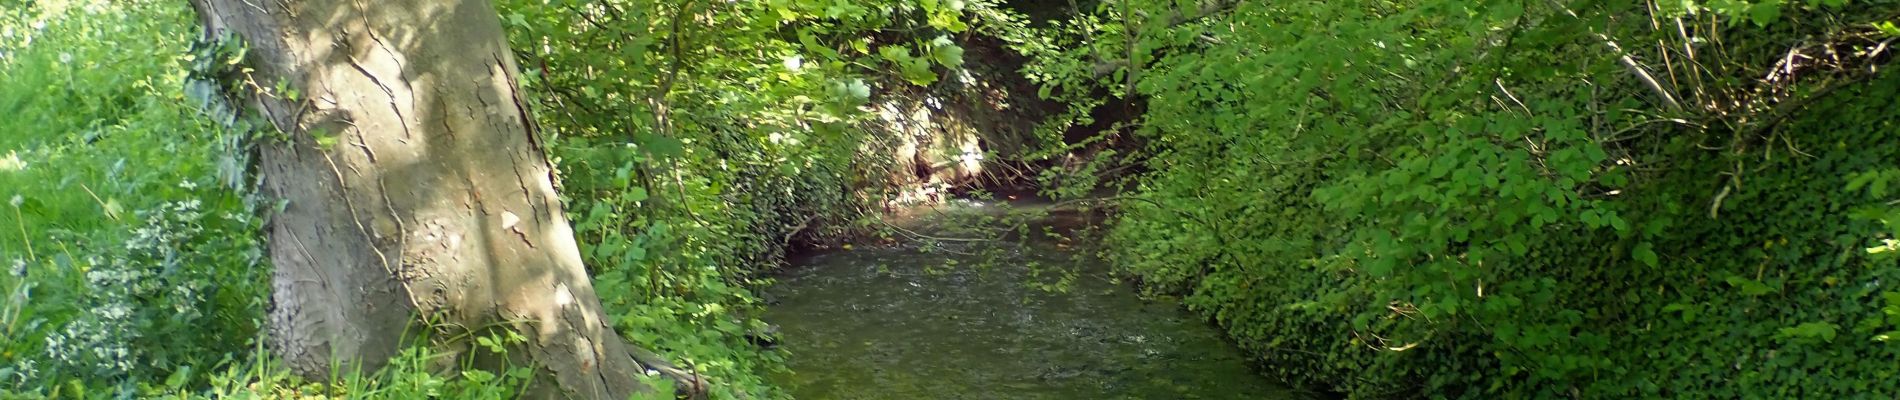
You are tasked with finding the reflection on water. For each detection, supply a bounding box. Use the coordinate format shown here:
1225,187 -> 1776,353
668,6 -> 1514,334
765,200 -> 1300,399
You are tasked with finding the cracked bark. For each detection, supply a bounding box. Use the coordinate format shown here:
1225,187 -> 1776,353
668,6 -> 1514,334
185,0 -> 703,398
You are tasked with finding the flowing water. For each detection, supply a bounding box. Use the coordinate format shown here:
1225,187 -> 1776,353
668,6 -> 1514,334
764,200 -> 1300,399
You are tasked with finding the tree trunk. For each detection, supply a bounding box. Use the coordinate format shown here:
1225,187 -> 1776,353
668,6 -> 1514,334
185,1 -> 701,398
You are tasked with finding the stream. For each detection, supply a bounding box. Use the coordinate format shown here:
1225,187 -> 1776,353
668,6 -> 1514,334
764,199 -> 1301,399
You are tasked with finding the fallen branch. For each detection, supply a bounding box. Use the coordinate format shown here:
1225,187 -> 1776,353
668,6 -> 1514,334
626,344 -> 711,400
876,217 -> 991,243
781,215 -> 816,247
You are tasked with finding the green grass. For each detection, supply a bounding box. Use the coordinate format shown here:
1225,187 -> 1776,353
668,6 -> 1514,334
0,3 -> 739,398
0,2 -> 574,398
0,0 -> 220,259
1,1 -> 264,396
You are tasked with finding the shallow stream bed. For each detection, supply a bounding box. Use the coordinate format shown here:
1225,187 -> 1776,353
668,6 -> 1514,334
764,201 -> 1299,399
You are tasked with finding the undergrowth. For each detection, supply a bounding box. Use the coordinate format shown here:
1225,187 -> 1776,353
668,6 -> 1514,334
1014,0 -> 1900,397
1,1 -> 269,395
4,0 -> 1015,398
1,1 -> 736,398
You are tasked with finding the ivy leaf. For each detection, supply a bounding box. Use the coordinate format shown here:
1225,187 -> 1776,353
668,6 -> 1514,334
1504,234 -> 1530,256
1777,322 -> 1839,343
1725,276 -> 1775,296
1633,242 -> 1659,267
1663,303 -> 1700,323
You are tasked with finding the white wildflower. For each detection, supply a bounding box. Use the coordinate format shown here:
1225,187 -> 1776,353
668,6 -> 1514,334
8,194 -> 19,208
178,179 -> 197,189
58,52 -> 72,64
5,358 -> 37,385
102,304 -> 134,320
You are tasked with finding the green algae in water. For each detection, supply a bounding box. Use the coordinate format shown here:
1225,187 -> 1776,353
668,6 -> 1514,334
764,203 -> 1301,399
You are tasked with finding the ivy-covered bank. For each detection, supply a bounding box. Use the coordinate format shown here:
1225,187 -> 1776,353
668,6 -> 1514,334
1014,0 -> 1900,397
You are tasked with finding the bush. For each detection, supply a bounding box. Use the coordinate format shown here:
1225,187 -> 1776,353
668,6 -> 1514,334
1044,0 -> 1900,397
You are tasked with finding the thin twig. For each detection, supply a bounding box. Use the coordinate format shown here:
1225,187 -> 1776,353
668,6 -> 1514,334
1545,0 -> 1684,111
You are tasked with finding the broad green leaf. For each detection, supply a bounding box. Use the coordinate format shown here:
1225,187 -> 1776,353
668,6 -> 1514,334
1633,242 -> 1659,267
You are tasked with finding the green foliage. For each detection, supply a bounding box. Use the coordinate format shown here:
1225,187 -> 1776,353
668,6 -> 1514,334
495,0 -> 993,397
2,2 -> 584,398
122,333 -> 536,400
5,0 -> 1004,397
17,0 -> 1895,397
0,1 -> 270,395
1015,0 -> 1900,397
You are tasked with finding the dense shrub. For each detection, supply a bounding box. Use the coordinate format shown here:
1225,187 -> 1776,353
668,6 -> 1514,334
1022,0 -> 1900,397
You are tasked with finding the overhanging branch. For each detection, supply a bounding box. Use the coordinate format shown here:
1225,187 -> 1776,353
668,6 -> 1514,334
1087,0 -> 1239,79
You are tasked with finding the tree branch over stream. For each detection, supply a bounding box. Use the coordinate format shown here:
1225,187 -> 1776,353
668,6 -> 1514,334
1088,0 -> 1240,79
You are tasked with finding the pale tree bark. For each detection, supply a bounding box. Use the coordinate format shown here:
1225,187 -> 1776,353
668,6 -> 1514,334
184,1 -> 703,398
